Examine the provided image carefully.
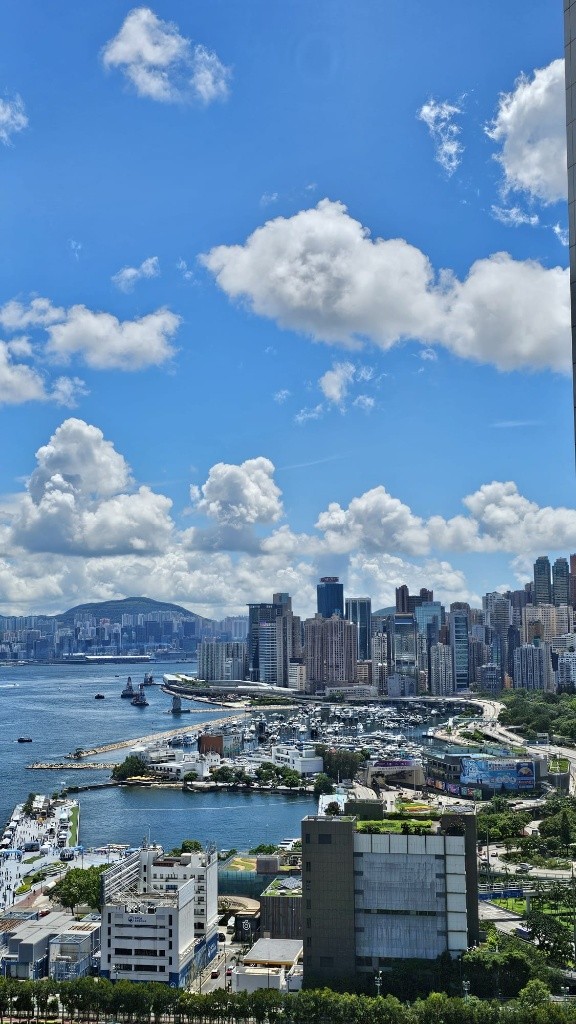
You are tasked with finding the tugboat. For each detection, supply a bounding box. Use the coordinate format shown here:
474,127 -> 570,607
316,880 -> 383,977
95,693 -> 105,700
120,676 -> 135,699
142,673 -> 156,687
131,683 -> 149,707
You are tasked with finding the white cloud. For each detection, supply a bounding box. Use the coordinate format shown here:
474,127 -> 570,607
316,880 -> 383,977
0,342 -> 47,406
419,348 -> 437,362
261,192 -> 279,206
294,403 -> 324,425
553,223 -> 569,246
50,376 -> 89,408
9,419 -> 173,557
2,424 -> 576,616
418,98 -> 464,175
487,58 -> 566,204
274,389 -> 290,403
319,361 -> 356,405
69,240 -> 82,261
190,44 -> 231,104
0,297 -> 64,331
353,394 -> 374,411
112,256 -> 160,292
491,205 -> 539,227
176,258 -> 195,281
0,95 -> 28,145
202,198 -> 570,373
102,7 -> 230,105
45,305 -> 180,370
190,457 -> 283,527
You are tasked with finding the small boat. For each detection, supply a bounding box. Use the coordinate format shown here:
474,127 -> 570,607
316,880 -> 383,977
120,676 -> 135,698
131,684 -> 149,708
95,693 -> 105,700
17,737 -> 32,743
142,673 -> 156,687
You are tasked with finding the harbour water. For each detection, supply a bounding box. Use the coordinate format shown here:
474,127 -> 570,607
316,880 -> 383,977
1,661 -> 316,849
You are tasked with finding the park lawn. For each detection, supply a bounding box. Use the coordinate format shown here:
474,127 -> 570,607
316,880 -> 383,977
227,855 -> 257,871
69,805 -> 79,846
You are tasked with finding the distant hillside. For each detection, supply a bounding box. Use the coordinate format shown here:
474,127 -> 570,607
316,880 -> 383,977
55,596 -> 212,625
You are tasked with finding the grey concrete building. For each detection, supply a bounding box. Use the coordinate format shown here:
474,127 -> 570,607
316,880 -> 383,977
301,813 -> 479,989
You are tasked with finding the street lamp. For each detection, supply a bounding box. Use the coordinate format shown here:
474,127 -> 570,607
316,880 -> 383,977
462,980 -> 470,1000
375,970 -> 382,997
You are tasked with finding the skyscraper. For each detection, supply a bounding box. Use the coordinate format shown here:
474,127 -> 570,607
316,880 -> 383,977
552,557 -> 570,606
449,609 -> 469,692
533,556 -> 552,605
345,597 -> 372,661
316,577 -> 344,618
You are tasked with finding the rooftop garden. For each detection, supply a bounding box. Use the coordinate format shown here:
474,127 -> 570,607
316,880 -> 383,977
357,818 -> 435,835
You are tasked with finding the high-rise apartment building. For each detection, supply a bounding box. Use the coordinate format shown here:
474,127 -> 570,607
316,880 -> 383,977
197,640 -> 247,681
303,614 -> 358,690
247,594 -> 300,685
316,577 -> 344,618
429,643 -> 453,695
534,556 -> 552,605
345,597 -> 372,661
552,557 -> 570,606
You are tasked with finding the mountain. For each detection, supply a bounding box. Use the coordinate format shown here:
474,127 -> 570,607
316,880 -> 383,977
54,596 -> 213,625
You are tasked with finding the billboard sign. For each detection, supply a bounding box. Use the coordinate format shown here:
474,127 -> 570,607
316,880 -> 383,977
460,757 -> 535,791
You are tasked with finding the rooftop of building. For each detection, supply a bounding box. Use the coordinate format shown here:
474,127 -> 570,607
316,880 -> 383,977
243,938 -> 303,966
261,877 -> 302,898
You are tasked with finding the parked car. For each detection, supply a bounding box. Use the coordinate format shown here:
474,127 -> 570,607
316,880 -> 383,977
211,969 -> 220,979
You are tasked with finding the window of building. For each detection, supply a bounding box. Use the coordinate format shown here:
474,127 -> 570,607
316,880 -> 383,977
306,937 -> 312,948
114,947 -> 132,956
305,861 -> 311,871
305,833 -> 310,844
306,899 -> 311,910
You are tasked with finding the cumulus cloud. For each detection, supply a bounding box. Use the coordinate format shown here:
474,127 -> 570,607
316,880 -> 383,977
45,305 -> 180,370
50,376 -> 89,408
1,424 -> 576,616
487,58 -> 566,204
0,94 -> 28,145
112,256 -> 160,292
102,7 -> 230,105
8,419 -> 173,557
319,361 -> 356,405
201,198 -> 570,373
418,98 -> 464,175
0,343 -> 47,406
190,457 -> 283,527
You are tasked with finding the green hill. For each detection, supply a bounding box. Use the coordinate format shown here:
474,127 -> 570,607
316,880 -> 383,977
55,596 -> 212,625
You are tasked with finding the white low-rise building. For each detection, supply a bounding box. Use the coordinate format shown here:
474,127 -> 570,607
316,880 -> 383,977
271,743 -> 323,776
101,844 -> 218,988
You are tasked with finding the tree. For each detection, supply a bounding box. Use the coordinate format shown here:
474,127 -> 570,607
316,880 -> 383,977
517,978 -> 551,1007
22,793 -> 36,816
526,909 -> 573,963
111,754 -> 151,781
324,801 -> 342,816
50,864 -> 107,913
313,773 -> 334,797
182,770 -> 199,783
210,765 -> 235,784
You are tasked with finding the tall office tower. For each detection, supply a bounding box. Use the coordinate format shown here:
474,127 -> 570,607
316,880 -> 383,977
345,597 -> 372,661
552,558 -> 570,606
507,625 -> 521,679
247,603 -> 282,681
275,608 -> 302,687
484,594 -> 511,682
395,584 -> 409,613
272,592 -> 292,612
414,601 -> 443,637
566,0 -> 576,449
420,588 -> 434,603
301,813 -> 479,989
430,643 -> 453,695
449,610 -> 469,691
468,638 -> 490,686
390,613 -> 418,683
316,577 -> 344,618
303,614 -> 358,691
533,556 -> 552,605
513,644 -> 548,691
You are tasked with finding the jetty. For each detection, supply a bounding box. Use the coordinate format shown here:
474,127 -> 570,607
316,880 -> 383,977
76,714 -> 243,758
27,762 -> 110,770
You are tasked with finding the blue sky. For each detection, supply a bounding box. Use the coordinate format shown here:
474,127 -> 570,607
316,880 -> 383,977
0,1 -> 573,618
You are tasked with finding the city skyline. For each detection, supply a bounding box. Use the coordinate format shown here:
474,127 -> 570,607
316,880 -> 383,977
0,2 -> 573,618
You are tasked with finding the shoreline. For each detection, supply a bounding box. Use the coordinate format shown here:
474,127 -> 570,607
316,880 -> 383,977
77,713 -> 242,757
